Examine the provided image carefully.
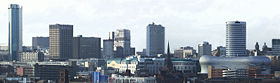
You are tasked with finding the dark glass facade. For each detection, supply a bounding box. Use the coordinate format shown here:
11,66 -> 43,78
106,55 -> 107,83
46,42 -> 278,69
8,4 -> 22,61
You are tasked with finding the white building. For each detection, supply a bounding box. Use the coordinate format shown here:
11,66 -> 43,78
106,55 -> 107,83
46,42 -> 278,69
112,29 -> 131,57
18,52 -> 44,62
108,57 -> 199,75
111,74 -> 156,83
174,46 -> 197,58
119,58 -> 138,74
226,21 -> 246,56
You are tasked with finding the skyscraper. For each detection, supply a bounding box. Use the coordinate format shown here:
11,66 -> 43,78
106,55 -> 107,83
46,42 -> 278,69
272,39 -> 280,56
49,24 -> 73,60
226,21 -> 246,56
146,23 -> 165,56
8,4 -> 22,61
113,29 -> 131,57
73,35 -> 101,59
103,39 -> 114,59
32,37 -> 49,50
198,41 -> 212,56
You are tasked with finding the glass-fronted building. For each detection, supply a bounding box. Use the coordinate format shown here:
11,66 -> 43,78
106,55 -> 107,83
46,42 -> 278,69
8,4 -> 22,61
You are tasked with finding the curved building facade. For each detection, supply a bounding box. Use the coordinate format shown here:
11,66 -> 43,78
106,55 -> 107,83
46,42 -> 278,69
199,56 -> 271,74
226,21 -> 246,56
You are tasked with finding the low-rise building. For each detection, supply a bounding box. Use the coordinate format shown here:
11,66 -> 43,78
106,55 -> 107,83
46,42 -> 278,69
137,58 -> 164,76
172,58 -> 199,74
107,58 -> 123,70
1,61 -> 77,82
17,66 -> 35,77
107,57 -> 199,75
212,46 -> 226,57
34,63 -> 75,82
69,58 -> 106,72
208,66 -> 273,79
110,74 -> 156,83
174,46 -> 197,58
119,58 -> 138,74
18,52 -> 44,62
0,65 -> 14,75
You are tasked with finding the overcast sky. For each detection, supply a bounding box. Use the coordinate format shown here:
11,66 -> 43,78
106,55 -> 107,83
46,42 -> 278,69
0,0 -> 279,51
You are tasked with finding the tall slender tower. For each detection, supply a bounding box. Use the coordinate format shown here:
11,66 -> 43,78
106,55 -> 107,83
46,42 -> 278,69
226,21 -> 246,56
146,22 -> 165,56
8,4 -> 22,61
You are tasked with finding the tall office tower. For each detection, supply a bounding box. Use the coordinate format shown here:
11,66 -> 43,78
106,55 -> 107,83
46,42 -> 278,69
8,4 -> 23,61
226,21 -> 246,56
272,39 -> 280,56
73,35 -> 101,59
32,37 -> 49,50
113,29 -> 131,57
103,39 -> 114,59
49,24 -> 73,60
146,23 -> 165,56
198,41 -> 212,56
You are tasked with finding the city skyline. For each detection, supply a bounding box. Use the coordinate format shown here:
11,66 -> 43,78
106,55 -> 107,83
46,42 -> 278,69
0,0 -> 280,52
0,1 -> 280,82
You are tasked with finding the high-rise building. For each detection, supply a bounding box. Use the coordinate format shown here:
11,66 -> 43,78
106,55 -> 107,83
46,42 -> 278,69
272,39 -> 280,56
146,23 -> 165,56
113,29 -> 131,57
49,24 -> 73,60
103,39 -> 114,59
73,35 -> 101,59
32,37 -> 49,50
198,42 -> 212,56
8,4 -> 22,61
226,21 -> 246,56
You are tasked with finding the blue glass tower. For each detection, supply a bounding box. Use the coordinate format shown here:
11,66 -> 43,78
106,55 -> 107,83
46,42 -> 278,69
8,4 -> 22,61
146,22 -> 165,56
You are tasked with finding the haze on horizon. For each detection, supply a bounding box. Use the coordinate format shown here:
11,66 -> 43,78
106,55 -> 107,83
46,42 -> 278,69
0,0 -> 279,52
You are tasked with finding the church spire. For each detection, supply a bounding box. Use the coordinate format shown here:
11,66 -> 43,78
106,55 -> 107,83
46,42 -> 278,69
165,41 -> 173,71
167,41 -> 170,56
